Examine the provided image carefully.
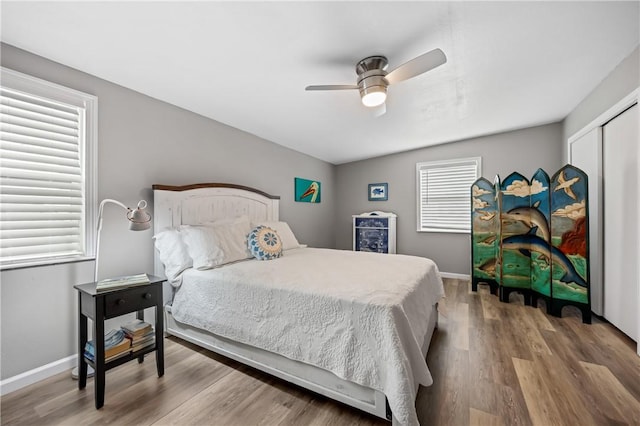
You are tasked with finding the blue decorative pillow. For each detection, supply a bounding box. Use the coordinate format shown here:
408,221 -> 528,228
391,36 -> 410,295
248,226 -> 283,260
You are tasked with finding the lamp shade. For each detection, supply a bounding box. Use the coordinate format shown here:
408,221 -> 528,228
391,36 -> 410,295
127,200 -> 152,231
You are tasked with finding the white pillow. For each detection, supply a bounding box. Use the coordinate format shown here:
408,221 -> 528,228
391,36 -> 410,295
153,229 -> 192,286
252,221 -> 300,250
181,216 -> 253,269
179,225 -> 225,270
210,216 -> 252,264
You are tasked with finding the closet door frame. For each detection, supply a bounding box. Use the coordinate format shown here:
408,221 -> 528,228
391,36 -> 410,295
567,87 -> 639,356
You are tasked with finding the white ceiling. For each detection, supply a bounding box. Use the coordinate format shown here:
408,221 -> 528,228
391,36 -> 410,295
2,2 -> 639,165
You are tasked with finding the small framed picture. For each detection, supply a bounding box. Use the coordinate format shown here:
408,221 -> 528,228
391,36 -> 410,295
368,183 -> 388,201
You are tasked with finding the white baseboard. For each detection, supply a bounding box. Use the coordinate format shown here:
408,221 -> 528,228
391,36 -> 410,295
440,271 -> 470,280
0,354 -> 76,396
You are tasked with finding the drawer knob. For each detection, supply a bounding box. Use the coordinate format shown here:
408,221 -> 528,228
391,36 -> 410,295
117,299 -> 125,306
144,293 -> 152,299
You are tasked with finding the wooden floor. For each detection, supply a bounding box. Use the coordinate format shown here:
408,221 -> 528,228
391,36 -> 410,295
2,278 -> 640,425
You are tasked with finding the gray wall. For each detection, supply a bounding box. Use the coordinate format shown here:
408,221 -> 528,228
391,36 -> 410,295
335,123 -> 563,274
0,43 -> 335,379
563,46 -> 639,156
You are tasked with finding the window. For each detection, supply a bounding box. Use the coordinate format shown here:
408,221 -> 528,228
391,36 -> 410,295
0,68 -> 97,268
416,157 -> 481,233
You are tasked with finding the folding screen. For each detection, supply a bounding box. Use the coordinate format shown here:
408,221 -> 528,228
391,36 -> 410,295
500,172 -> 534,305
471,178 -> 499,295
549,165 -> 590,321
529,169 -> 552,306
471,165 -> 591,323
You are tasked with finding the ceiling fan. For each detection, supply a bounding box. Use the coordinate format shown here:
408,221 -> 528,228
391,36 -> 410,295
305,48 -> 447,113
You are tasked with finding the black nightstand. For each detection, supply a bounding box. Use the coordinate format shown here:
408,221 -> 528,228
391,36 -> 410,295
74,275 -> 165,409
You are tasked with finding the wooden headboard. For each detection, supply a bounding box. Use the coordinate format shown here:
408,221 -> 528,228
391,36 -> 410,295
152,183 -> 280,303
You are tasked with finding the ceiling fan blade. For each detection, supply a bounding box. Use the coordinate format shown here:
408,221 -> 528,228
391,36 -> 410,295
385,48 -> 447,85
305,85 -> 358,91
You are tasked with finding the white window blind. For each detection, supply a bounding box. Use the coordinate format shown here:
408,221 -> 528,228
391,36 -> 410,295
416,157 -> 481,233
0,68 -> 97,268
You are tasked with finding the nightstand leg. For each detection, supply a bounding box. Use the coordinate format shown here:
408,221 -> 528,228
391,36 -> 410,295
136,309 -> 145,364
95,373 -> 105,409
155,298 -> 164,377
78,292 -> 87,390
94,300 -> 105,409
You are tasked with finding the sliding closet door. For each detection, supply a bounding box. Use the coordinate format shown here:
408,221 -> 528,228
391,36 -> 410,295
603,103 -> 639,340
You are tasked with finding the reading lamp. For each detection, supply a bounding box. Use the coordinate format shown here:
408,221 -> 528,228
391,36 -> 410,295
94,198 -> 152,282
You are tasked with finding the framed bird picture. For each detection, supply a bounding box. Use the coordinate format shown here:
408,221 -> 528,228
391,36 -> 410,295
294,177 -> 321,203
368,183 -> 388,201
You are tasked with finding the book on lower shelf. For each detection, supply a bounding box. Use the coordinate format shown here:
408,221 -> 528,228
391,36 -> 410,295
132,336 -> 155,353
96,273 -> 150,292
122,319 -> 153,337
122,319 -> 155,352
84,329 -> 131,362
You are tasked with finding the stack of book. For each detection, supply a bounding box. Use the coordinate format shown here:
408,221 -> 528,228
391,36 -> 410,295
121,319 -> 155,353
84,329 -> 132,363
96,273 -> 150,292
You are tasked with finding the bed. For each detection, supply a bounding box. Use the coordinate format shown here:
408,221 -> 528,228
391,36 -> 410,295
152,183 -> 444,425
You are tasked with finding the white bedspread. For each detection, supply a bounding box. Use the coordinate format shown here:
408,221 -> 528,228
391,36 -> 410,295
171,247 -> 444,425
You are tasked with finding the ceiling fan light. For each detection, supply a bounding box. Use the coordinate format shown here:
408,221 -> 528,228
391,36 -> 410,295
361,88 -> 387,107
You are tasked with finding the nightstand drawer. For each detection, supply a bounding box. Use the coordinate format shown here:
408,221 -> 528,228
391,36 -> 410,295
104,286 -> 158,319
